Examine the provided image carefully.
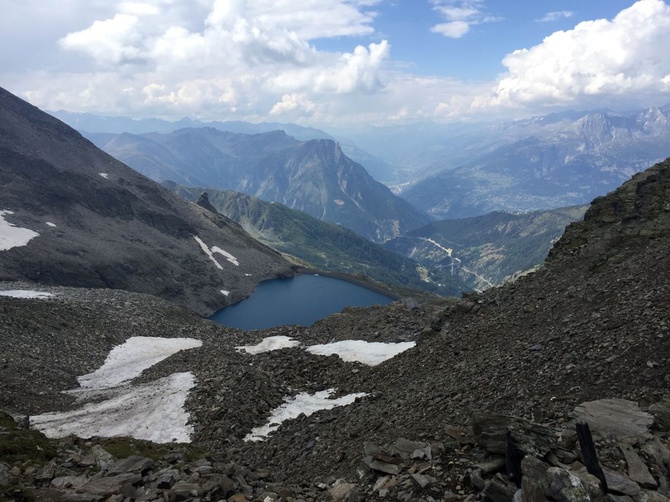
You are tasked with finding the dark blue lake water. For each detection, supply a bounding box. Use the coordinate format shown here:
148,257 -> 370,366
210,274 -> 394,330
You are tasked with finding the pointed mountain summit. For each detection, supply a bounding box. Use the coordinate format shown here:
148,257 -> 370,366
87,127 -> 430,242
0,87 -> 293,315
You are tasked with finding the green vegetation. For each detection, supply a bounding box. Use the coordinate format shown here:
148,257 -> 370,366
386,205 -> 588,290
0,412 -> 56,465
98,436 -> 207,462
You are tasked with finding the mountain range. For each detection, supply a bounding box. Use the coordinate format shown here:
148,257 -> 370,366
167,184 -> 467,296
84,128 -> 429,242
0,87 -> 294,316
2,86 -> 669,499
397,107 -> 670,218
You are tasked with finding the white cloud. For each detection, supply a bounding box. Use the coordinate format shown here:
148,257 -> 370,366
429,0 -> 501,38
59,14 -> 143,66
536,11 -> 574,23
13,0 -> 390,123
492,0 -> 670,110
4,0 -> 670,127
270,93 -> 317,116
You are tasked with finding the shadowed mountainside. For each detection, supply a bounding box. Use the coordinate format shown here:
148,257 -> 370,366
0,87 -> 294,316
86,128 -> 430,243
385,205 -> 588,290
167,184 -> 467,297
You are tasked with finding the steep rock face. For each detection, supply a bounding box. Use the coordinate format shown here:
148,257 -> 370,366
548,158 -> 670,263
88,128 -> 430,242
0,87 -> 293,315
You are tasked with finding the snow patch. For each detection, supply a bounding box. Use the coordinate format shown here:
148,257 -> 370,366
99,172 -> 109,179
46,222 -> 57,228
307,340 -> 416,366
77,336 -> 202,390
32,336 -> 203,443
236,336 -> 415,364
0,210 -> 39,251
221,289 -> 230,296
193,235 -> 239,268
0,290 -> 53,299
245,389 -> 366,441
31,372 -> 196,443
236,336 -> 300,355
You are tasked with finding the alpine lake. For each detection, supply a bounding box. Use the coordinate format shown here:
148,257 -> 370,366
210,273 -> 394,330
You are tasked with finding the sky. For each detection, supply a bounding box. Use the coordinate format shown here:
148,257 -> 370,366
2,0 -> 670,127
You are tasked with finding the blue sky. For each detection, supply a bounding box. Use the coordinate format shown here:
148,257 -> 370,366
314,0 -> 639,79
1,0 -> 669,127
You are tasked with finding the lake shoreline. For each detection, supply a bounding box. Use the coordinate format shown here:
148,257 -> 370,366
209,273 -> 397,330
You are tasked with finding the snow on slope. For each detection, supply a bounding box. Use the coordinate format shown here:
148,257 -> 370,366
32,337 -> 202,443
237,336 -> 416,366
0,210 -> 39,250
77,336 -> 202,390
307,340 -> 416,366
0,290 -> 52,299
245,389 -> 367,442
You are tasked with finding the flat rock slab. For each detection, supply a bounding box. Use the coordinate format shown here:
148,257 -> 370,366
603,467 -> 641,496
107,455 -> 155,475
620,444 -> 657,488
572,399 -> 653,439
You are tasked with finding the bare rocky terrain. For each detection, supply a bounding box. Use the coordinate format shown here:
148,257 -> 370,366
2,156 -> 670,501
1,86 -> 670,502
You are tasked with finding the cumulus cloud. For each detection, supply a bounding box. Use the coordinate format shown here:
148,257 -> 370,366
493,0 -> 670,110
59,14 -> 143,66
5,0 -> 670,127
430,0 -> 501,38
536,11 -> 574,23
6,0 -> 396,123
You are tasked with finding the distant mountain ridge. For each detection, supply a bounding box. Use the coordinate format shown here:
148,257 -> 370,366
86,127 -> 430,242
400,107 -> 670,219
0,87 -> 293,315
168,184 -> 467,296
49,110 -> 335,141
334,106 -> 670,182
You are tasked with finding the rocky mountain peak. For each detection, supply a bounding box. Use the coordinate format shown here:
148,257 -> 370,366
196,191 -> 219,214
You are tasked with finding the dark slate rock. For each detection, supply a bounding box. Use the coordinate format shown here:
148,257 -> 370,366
521,456 -> 551,502
604,467 -> 642,496
621,444 -> 658,489
107,455 -> 155,476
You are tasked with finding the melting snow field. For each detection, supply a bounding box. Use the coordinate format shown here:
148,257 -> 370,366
237,335 -> 416,365
32,337 -> 202,443
0,210 -> 39,251
0,290 -> 53,299
307,340 -> 416,366
236,335 -> 300,354
245,389 -> 367,441
77,337 -> 202,390
32,373 -> 197,443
